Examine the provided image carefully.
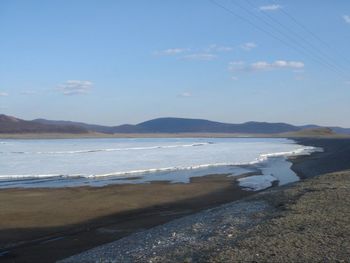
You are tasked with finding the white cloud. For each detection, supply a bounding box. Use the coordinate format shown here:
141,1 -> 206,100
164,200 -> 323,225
259,4 -> 282,11
229,60 -> 304,72
155,48 -> 189,55
178,92 -> 193,98
231,76 -> 239,80
182,53 -> 217,61
251,60 -> 304,70
240,42 -> 257,51
251,61 -> 271,70
343,15 -> 350,24
230,61 -> 245,66
0,92 -> 8,97
345,81 -> 350,85
57,80 -> 93,95
228,61 -> 246,72
206,44 -> 233,52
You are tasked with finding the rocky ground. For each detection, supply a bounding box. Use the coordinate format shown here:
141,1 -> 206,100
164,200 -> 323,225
60,170 -> 350,263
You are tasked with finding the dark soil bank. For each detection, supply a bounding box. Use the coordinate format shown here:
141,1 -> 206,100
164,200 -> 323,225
291,138 -> 350,178
59,172 -> 350,263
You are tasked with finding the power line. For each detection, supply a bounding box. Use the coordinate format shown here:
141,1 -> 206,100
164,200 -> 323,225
210,0 -> 318,63
229,0 -> 347,79
270,0 -> 350,69
244,0 -> 349,77
273,0 -> 333,50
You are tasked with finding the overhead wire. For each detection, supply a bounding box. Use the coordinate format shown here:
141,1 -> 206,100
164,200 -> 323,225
244,0 -> 349,77
271,0 -> 350,67
229,0 -> 347,79
210,0 -> 348,80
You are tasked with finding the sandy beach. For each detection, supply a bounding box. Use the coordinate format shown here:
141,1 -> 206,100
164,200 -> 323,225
1,138 -> 350,262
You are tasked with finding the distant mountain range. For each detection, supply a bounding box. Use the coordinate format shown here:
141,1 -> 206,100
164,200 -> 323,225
1,114 -> 350,135
0,114 -> 87,134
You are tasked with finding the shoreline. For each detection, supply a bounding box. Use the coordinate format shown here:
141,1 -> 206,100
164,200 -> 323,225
60,138 -> 350,262
1,138 -> 350,262
0,137 -> 316,189
61,170 -> 350,263
290,137 -> 350,178
1,132 -> 349,140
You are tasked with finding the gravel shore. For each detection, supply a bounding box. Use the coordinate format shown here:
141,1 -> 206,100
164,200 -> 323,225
60,170 -> 350,262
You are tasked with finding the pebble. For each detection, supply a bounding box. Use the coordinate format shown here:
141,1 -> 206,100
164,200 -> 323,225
59,200 -> 270,263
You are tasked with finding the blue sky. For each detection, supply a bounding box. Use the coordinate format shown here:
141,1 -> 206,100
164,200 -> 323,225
0,0 -> 350,126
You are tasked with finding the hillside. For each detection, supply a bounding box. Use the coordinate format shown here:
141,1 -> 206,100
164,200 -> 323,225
280,127 -> 336,137
0,115 -> 88,134
1,115 -> 349,135
33,118 -> 113,133
299,124 -> 350,135
120,118 -> 301,134
34,117 -> 303,134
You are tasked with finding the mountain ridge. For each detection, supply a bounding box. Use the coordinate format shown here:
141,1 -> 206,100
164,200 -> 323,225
0,114 -> 88,134
1,114 -> 350,134
32,116 -> 350,135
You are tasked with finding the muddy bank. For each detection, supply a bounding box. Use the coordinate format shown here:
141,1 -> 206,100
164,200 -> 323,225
290,138 -> 350,178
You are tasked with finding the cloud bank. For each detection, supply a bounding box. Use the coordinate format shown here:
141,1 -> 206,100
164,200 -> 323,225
259,5 -> 282,11
229,60 -> 304,72
206,44 -> 234,52
240,42 -> 257,51
182,53 -> 217,61
155,48 -> 189,55
57,80 -> 93,95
